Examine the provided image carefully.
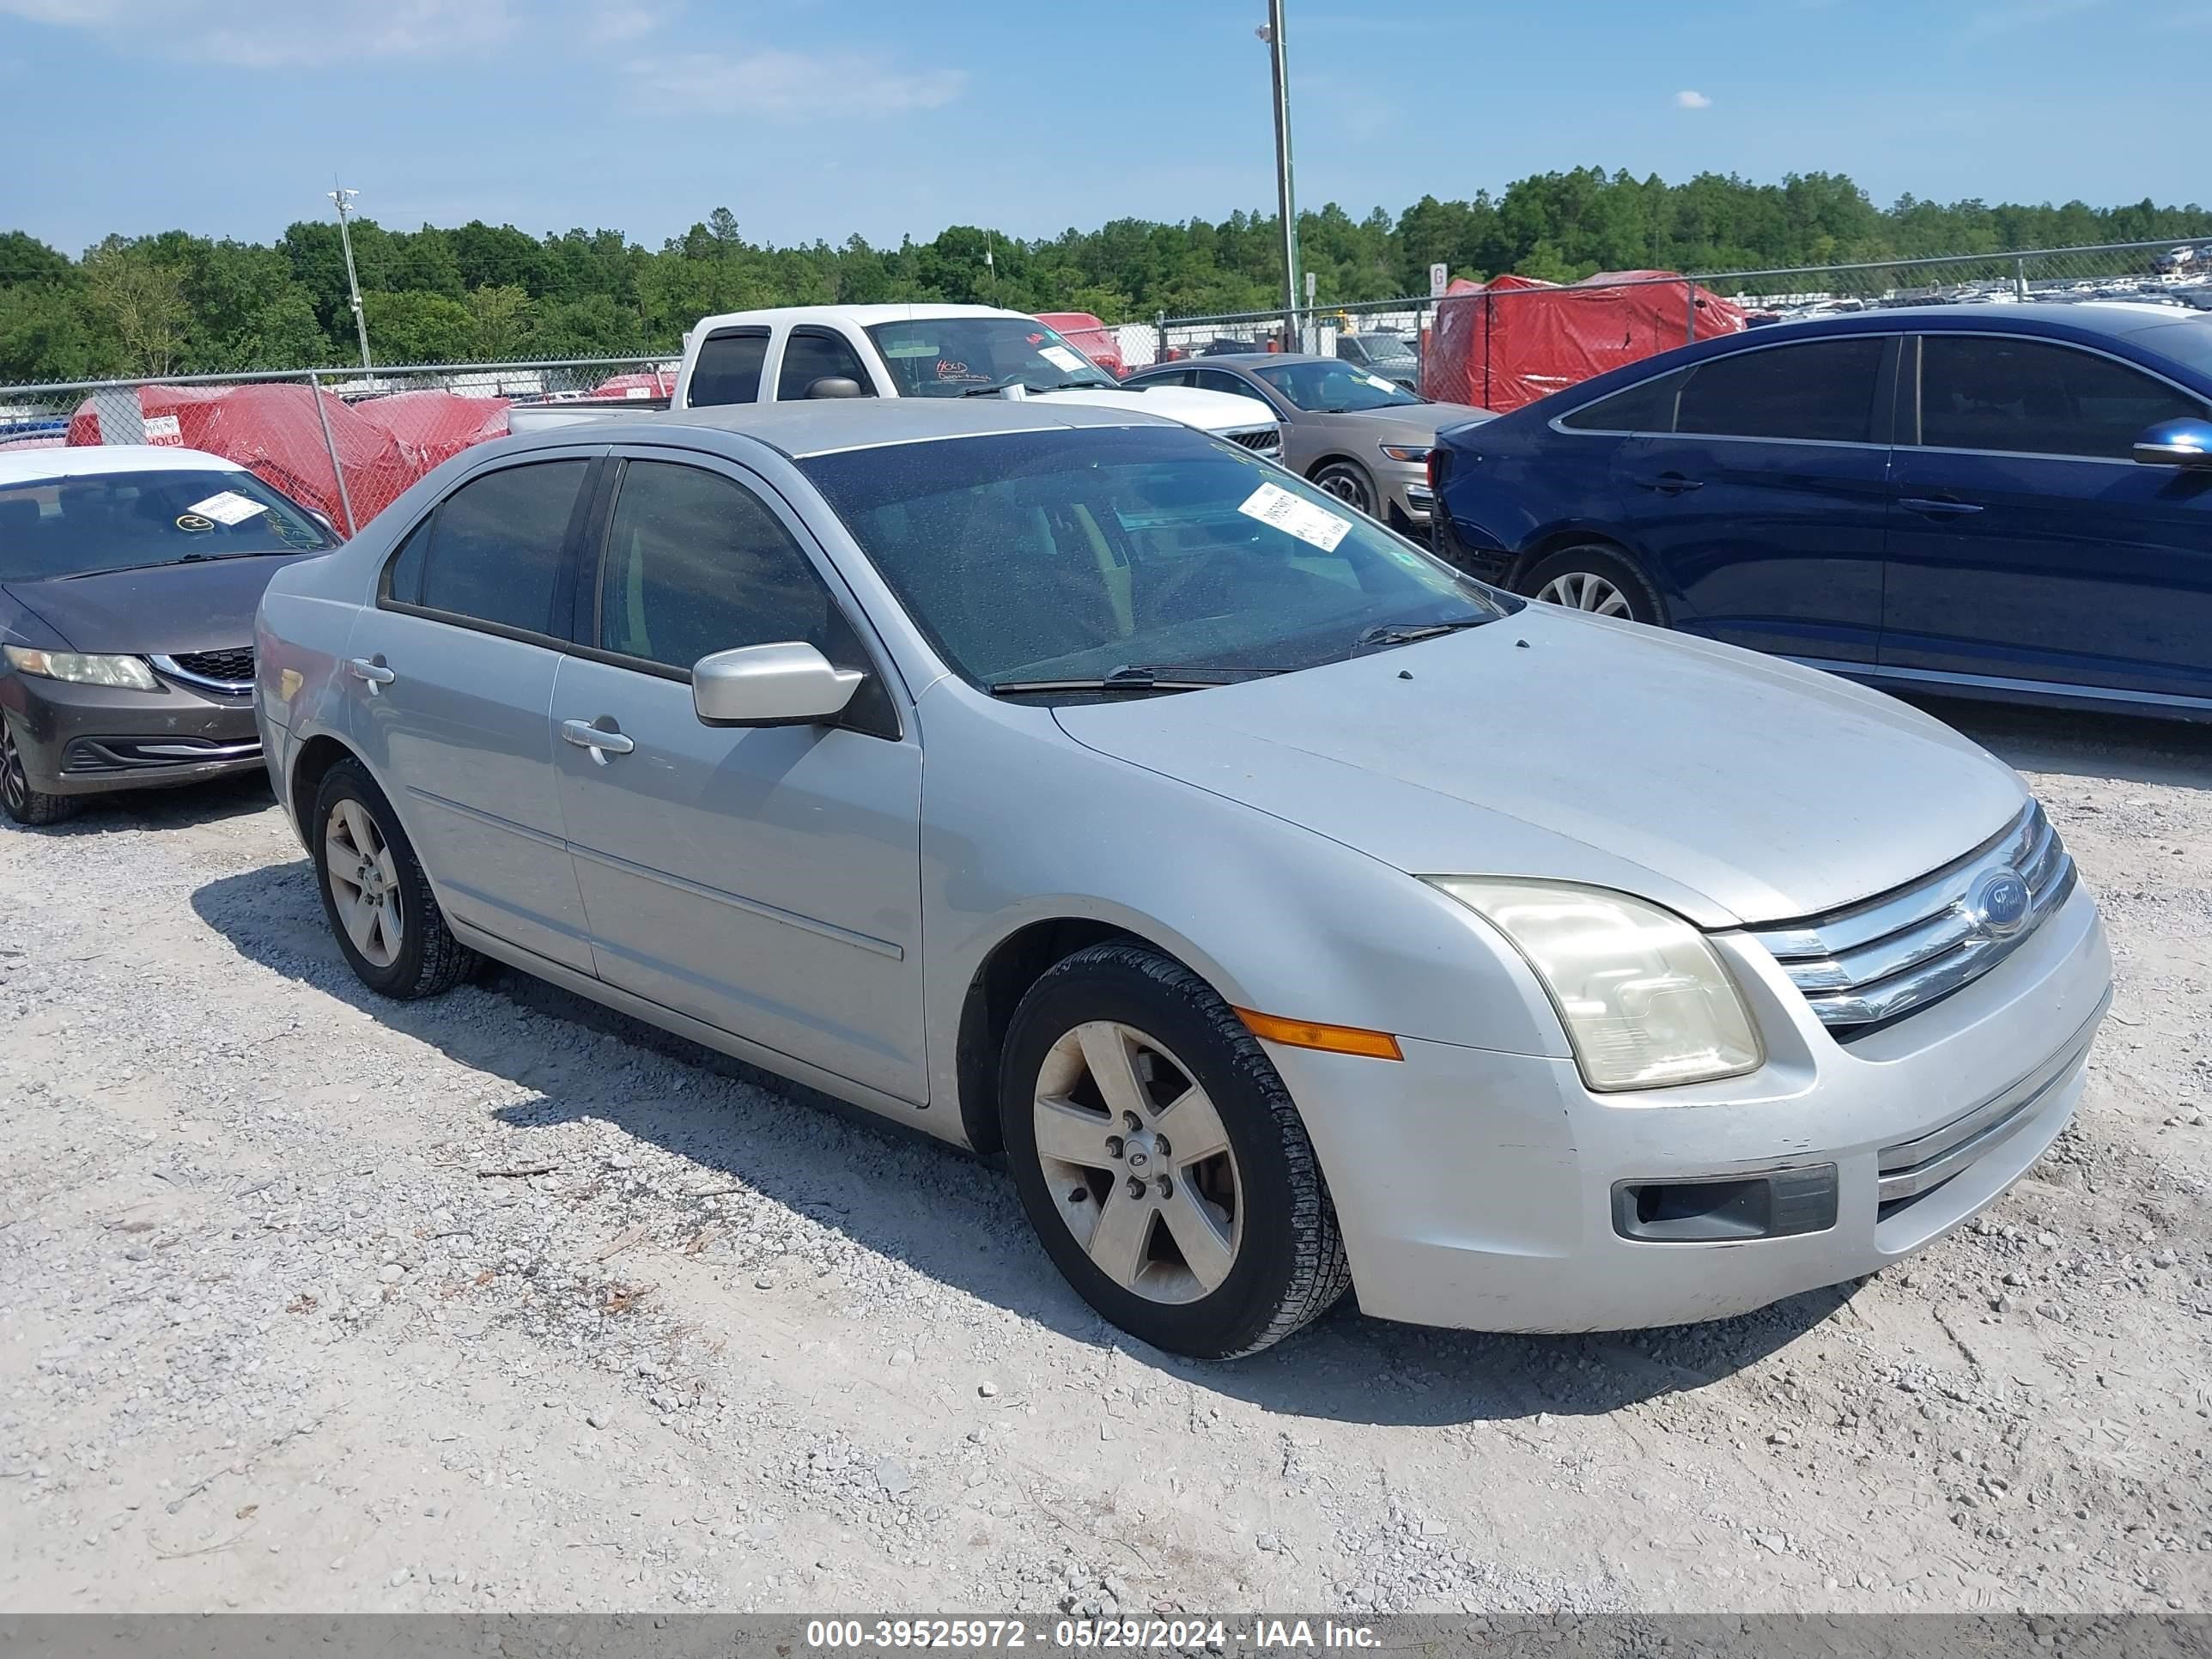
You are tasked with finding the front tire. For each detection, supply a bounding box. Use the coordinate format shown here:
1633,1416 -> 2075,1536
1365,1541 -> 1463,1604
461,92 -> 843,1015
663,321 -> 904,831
1518,544 -> 1667,625
0,717 -> 76,827
999,942 -> 1352,1358
1310,459 -> 1377,518
310,758 -> 477,999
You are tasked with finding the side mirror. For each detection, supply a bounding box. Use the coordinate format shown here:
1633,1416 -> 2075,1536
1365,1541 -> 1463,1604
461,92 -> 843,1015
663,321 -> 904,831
2132,416 -> 2212,468
692,641 -> 862,728
805,376 -> 865,399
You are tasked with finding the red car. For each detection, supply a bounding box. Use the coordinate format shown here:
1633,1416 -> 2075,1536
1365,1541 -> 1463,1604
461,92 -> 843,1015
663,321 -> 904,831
1034,312 -> 1125,378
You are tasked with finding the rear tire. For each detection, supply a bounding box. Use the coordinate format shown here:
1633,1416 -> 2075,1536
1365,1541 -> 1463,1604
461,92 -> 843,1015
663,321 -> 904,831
0,717 -> 76,827
311,758 -> 477,999
1518,544 -> 1667,626
999,942 -> 1352,1358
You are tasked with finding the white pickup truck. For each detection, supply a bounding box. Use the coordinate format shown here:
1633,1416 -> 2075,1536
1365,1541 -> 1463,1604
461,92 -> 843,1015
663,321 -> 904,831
507,304 -> 1283,456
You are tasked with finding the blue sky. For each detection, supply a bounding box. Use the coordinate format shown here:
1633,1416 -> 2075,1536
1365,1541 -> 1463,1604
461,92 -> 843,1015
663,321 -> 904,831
0,0 -> 2197,256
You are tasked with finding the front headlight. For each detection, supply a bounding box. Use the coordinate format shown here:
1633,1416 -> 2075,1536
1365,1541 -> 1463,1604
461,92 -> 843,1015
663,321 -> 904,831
1379,443 -> 1432,463
3,646 -> 161,690
1426,878 -> 1761,1091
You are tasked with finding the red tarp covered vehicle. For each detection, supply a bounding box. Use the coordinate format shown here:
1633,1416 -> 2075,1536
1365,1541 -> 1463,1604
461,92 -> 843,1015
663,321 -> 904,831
351,391 -> 511,475
70,382 -> 418,529
1036,312 -> 1126,378
1425,270 -> 1749,412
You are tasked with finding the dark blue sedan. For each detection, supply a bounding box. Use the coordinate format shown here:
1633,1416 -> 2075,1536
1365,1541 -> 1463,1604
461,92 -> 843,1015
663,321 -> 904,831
1428,303 -> 2212,719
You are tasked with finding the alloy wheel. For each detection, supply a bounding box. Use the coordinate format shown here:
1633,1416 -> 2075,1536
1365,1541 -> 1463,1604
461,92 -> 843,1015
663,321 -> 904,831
1314,465 -> 1373,515
325,798 -> 404,969
1535,570 -> 1632,617
1,725 -> 25,816
1030,1020 -> 1243,1305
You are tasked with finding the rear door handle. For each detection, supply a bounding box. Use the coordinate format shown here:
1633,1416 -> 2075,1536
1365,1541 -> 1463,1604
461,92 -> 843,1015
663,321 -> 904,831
1899,496 -> 1984,517
1632,473 -> 1704,494
348,657 -> 396,692
562,718 -> 635,764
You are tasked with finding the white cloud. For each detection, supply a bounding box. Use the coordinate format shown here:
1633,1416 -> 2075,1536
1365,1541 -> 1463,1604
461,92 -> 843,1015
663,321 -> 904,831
1674,88 -> 1712,109
628,49 -> 966,120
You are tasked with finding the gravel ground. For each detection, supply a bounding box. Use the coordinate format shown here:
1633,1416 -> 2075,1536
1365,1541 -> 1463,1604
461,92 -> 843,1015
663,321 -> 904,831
1,699 -> 2207,1616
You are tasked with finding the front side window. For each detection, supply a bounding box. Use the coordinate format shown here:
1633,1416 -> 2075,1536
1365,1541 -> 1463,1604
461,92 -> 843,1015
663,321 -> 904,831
1674,337 -> 1885,443
687,329 -> 770,407
406,459 -> 588,635
775,329 -> 876,401
863,318 -> 1118,398
598,461 -> 848,673
1916,335 -> 2209,459
1253,361 -> 1424,413
799,425 -> 1508,697
0,467 -> 331,583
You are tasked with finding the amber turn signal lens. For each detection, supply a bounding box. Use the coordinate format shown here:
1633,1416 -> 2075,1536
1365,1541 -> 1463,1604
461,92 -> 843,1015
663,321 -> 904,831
1232,1007 -> 1403,1061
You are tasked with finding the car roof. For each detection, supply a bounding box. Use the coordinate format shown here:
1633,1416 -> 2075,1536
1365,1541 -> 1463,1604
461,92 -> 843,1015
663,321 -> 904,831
690,302 -> 1027,333
1139,354 -> 1339,372
0,444 -> 246,486
517,397 -> 1180,460
1750,300 -> 2209,342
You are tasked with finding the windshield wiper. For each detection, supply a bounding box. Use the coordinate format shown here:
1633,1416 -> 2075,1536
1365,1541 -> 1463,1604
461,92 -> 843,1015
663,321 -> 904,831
1353,617 -> 1491,652
51,550 -> 288,581
989,663 -> 1286,696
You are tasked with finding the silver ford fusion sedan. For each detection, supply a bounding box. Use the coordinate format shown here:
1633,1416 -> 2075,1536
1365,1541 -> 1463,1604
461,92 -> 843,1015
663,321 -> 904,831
254,400 -> 2112,1359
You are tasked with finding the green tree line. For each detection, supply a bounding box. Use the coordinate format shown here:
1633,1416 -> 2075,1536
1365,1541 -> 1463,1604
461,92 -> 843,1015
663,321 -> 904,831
3,167 -> 2208,383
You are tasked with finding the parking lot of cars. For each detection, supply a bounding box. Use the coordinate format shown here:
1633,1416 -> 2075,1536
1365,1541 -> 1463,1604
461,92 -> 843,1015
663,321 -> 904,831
3,284 -> 2209,1619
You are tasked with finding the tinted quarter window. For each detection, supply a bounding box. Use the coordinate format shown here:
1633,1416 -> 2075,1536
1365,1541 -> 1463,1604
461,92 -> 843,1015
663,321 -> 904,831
599,461 -> 853,674
1674,337 -> 1885,443
1917,335 -> 2208,459
384,519 -> 429,605
776,329 -> 876,400
1559,368 -> 1687,433
688,329 -> 770,406
416,459 -> 588,635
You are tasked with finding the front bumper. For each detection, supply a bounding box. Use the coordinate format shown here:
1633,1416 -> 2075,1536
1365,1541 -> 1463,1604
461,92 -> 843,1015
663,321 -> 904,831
2,670 -> 264,798
1378,463 -> 1433,526
1263,878 -> 2113,1334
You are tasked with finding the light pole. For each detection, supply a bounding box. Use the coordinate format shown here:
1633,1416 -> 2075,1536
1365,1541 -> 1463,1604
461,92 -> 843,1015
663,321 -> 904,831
1257,3 -> 1300,349
328,184 -> 373,374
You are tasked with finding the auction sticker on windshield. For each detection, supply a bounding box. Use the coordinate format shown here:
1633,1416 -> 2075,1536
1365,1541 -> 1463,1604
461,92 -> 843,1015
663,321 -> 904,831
185,490 -> 270,526
1036,344 -> 1086,374
1237,481 -> 1352,552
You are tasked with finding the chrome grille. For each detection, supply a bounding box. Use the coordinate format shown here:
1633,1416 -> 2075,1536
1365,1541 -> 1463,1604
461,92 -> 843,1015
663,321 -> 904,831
153,647 -> 254,693
1224,425 -> 1282,456
1748,802 -> 2074,1036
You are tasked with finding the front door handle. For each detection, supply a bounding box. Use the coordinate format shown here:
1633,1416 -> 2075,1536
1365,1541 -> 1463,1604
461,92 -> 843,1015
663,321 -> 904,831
1899,496 -> 1985,517
1632,473 -> 1704,494
348,657 -> 396,693
562,718 -> 635,764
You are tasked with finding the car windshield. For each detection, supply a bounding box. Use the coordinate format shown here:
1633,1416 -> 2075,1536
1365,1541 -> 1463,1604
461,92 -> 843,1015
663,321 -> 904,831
1351,336 -> 1418,365
1254,361 -> 1424,412
2130,317 -> 2212,378
799,425 -> 1509,696
0,466 -> 332,582
864,318 -> 1121,398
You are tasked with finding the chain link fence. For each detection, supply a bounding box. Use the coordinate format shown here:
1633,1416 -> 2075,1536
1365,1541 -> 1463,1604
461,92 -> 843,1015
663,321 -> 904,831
0,356 -> 674,535
1149,234 -> 2212,407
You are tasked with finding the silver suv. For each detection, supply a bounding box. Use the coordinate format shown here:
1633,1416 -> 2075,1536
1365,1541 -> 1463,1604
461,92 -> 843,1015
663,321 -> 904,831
255,399 -> 2112,1358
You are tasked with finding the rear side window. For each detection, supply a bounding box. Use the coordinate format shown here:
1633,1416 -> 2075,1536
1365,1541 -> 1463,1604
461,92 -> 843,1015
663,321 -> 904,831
1917,335 -> 2209,459
1674,337 -> 1886,443
775,329 -> 875,401
687,329 -> 770,406
1558,368 -> 1687,433
410,460 -> 588,635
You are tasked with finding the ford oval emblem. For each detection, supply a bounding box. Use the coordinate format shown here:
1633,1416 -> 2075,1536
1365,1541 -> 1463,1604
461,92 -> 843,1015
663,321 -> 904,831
1967,868 -> 2032,938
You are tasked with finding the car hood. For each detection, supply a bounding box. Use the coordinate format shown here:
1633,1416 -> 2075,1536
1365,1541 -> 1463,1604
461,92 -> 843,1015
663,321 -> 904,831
1034,384 -> 1277,434
1051,607 -> 2027,928
1318,403 -> 1495,440
5,553 -> 316,654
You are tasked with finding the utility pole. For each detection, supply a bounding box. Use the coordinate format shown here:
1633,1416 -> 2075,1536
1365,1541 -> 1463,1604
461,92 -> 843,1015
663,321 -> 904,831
1259,1 -> 1300,349
328,183 -> 373,374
